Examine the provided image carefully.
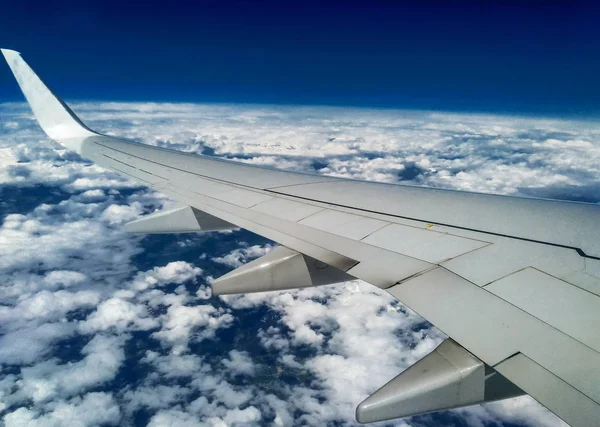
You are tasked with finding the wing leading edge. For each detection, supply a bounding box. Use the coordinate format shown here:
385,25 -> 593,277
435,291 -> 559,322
4,49 -> 600,426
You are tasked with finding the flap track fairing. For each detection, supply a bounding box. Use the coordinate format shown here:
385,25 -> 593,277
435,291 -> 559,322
125,205 -> 237,234
356,339 -> 524,423
212,246 -> 355,295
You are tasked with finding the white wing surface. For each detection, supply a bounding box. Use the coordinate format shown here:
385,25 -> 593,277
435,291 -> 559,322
4,49 -> 600,426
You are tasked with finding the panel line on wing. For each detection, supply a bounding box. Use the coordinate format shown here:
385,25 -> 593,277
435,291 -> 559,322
264,179 -> 343,190
476,270 -> 600,360
95,141 -> 300,193
92,140 -> 342,190
490,351 -> 522,368
101,153 -> 168,180
104,165 -> 154,185
485,267 -> 600,353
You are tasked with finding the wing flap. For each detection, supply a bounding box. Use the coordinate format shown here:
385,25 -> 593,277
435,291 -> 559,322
362,223 -> 490,264
486,267 -> 600,353
298,209 -> 388,240
250,198 -> 324,222
496,353 -> 600,427
442,239 -> 590,289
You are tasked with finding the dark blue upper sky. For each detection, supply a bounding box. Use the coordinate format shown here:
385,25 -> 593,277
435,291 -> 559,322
1,0 -> 599,116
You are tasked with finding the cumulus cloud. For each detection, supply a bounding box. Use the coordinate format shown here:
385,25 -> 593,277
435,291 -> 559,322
0,322 -> 77,366
142,351 -> 203,379
1,101 -> 589,426
0,290 -> 99,323
219,276 -> 448,424
146,409 -> 204,427
211,244 -> 274,268
4,392 -> 121,427
130,261 -> 203,291
42,270 -> 88,288
123,385 -> 192,416
222,350 -> 256,377
78,297 -> 159,333
17,334 -> 125,403
0,201 -> 142,290
100,202 -> 144,224
151,301 -> 234,354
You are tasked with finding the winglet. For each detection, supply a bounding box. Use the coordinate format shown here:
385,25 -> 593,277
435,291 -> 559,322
1,49 -> 96,152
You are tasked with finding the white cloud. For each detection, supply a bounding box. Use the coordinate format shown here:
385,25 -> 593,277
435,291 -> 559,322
0,322 -> 76,366
217,406 -> 262,426
17,334 -> 125,403
123,385 -> 192,415
147,409 -> 204,427
142,351 -> 202,378
79,297 -> 159,333
0,200 -> 142,291
130,261 -> 203,291
211,244 -> 273,268
77,188 -> 106,200
209,382 -> 254,410
8,290 -> 100,321
151,302 -> 234,354
4,392 -> 121,427
145,404 -> 264,427
258,326 -> 290,351
42,270 -> 88,289
222,350 -> 256,377
100,202 -> 144,224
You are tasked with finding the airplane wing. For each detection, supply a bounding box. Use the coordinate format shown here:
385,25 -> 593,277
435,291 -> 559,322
3,49 -> 600,426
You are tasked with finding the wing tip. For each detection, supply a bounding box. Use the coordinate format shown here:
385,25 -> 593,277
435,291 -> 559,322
1,48 -> 21,59
2,48 -> 97,145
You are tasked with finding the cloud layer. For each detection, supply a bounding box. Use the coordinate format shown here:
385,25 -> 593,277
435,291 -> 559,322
1,101 -> 593,426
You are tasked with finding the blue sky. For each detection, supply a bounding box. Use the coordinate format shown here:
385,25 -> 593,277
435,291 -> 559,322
1,0 -> 599,116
